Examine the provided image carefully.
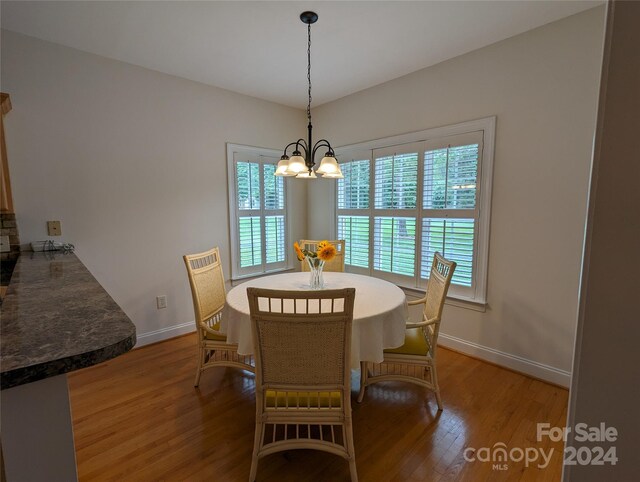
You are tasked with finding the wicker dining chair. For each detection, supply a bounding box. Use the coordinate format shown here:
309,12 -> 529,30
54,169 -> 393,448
247,287 -> 358,482
358,252 -> 456,410
183,247 -> 254,386
299,239 -> 346,272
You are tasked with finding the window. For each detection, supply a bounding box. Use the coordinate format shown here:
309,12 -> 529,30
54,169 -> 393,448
336,117 -> 495,303
227,144 -> 289,279
337,156 -> 371,269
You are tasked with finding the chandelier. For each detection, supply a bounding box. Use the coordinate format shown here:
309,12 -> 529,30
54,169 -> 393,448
274,11 -> 343,179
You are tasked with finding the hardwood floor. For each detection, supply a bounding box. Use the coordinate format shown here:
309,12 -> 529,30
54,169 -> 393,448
68,334 -> 568,481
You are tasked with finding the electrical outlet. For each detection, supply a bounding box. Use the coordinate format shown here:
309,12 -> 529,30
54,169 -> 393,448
156,295 -> 167,309
47,220 -> 62,236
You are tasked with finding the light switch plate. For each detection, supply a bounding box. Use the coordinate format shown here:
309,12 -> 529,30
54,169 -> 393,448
0,235 -> 9,253
47,220 -> 62,236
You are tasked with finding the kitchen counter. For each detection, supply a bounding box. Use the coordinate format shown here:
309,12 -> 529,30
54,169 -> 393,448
0,252 -> 19,286
1,251 -> 136,389
1,251 -> 136,481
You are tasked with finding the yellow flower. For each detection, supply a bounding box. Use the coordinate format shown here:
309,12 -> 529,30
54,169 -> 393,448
317,241 -> 336,262
293,242 -> 305,261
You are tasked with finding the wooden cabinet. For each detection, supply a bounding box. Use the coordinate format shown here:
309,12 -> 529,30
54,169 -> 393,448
1,93 -> 13,213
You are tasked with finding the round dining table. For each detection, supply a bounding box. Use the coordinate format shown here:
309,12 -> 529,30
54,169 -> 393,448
222,272 -> 408,368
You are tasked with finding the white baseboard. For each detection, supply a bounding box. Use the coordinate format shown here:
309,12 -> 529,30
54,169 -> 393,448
135,321 -> 195,348
438,332 -> 571,388
133,321 -> 571,387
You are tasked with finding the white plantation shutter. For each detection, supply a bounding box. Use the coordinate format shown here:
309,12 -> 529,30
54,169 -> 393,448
236,160 -> 262,269
264,215 -> 285,264
263,164 -> 284,211
238,216 -> 261,268
371,143 -> 420,283
421,132 -> 482,298
420,218 -> 475,287
337,151 -> 372,272
337,215 -> 370,268
373,217 -> 416,277
423,143 -> 479,210
228,145 -> 289,279
236,161 -> 261,210
374,152 -> 418,210
335,118 -> 494,303
337,159 -> 370,209
263,163 -> 286,266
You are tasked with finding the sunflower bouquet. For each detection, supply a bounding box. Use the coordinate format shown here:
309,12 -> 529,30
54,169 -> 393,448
294,240 -> 337,266
294,240 -> 337,289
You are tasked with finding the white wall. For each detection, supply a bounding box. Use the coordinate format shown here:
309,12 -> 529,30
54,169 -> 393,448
309,7 -> 606,385
565,1 -> 640,479
1,29 -> 307,344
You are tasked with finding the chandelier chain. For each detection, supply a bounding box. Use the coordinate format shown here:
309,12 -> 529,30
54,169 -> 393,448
307,23 -> 312,123
275,12 -> 342,179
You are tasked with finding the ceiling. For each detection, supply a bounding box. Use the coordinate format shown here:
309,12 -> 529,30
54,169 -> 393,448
1,1 -> 601,108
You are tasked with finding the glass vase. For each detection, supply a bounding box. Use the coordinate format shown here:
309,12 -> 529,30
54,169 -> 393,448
306,257 -> 325,290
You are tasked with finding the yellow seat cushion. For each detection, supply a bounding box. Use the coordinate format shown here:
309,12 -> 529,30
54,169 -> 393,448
204,330 -> 227,341
384,327 -> 430,356
203,320 -> 227,341
265,390 -> 342,408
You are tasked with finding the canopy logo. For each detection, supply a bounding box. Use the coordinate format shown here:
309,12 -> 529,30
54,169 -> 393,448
463,442 -> 553,471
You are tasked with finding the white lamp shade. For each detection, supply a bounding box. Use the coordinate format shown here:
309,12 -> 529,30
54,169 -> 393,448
316,156 -> 340,174
275,159 -> 295,176
321,170 -> 344,179
295,170 -> 317,179
286,155 -> 306,174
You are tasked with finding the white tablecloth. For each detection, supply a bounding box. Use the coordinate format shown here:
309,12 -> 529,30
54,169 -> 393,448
222,272 -> 408,368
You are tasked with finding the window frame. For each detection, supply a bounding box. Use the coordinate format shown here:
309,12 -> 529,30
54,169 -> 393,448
335,116 -> 495,304
336,148 -> 374,277
227,143 -> 292,280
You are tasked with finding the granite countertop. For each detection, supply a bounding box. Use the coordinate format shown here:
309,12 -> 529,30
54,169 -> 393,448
1,252 -> 136,389
1,252 -> 19,286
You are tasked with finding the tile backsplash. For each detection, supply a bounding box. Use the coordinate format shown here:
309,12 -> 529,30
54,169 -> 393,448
0,212 -> 20,254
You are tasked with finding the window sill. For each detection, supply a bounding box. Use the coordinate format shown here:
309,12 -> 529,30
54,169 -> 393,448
401,285 -> 487,313
230,267 -> 296,287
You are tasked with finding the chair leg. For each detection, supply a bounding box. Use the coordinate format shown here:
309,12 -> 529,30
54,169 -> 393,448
348,458 -> 358,482
249,421 -> 263,482
194,344 -> 204,387
430,363 -> 443,411
249,456 -> 258,482
357,361 -> 368,403
344,418 -> 358,482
